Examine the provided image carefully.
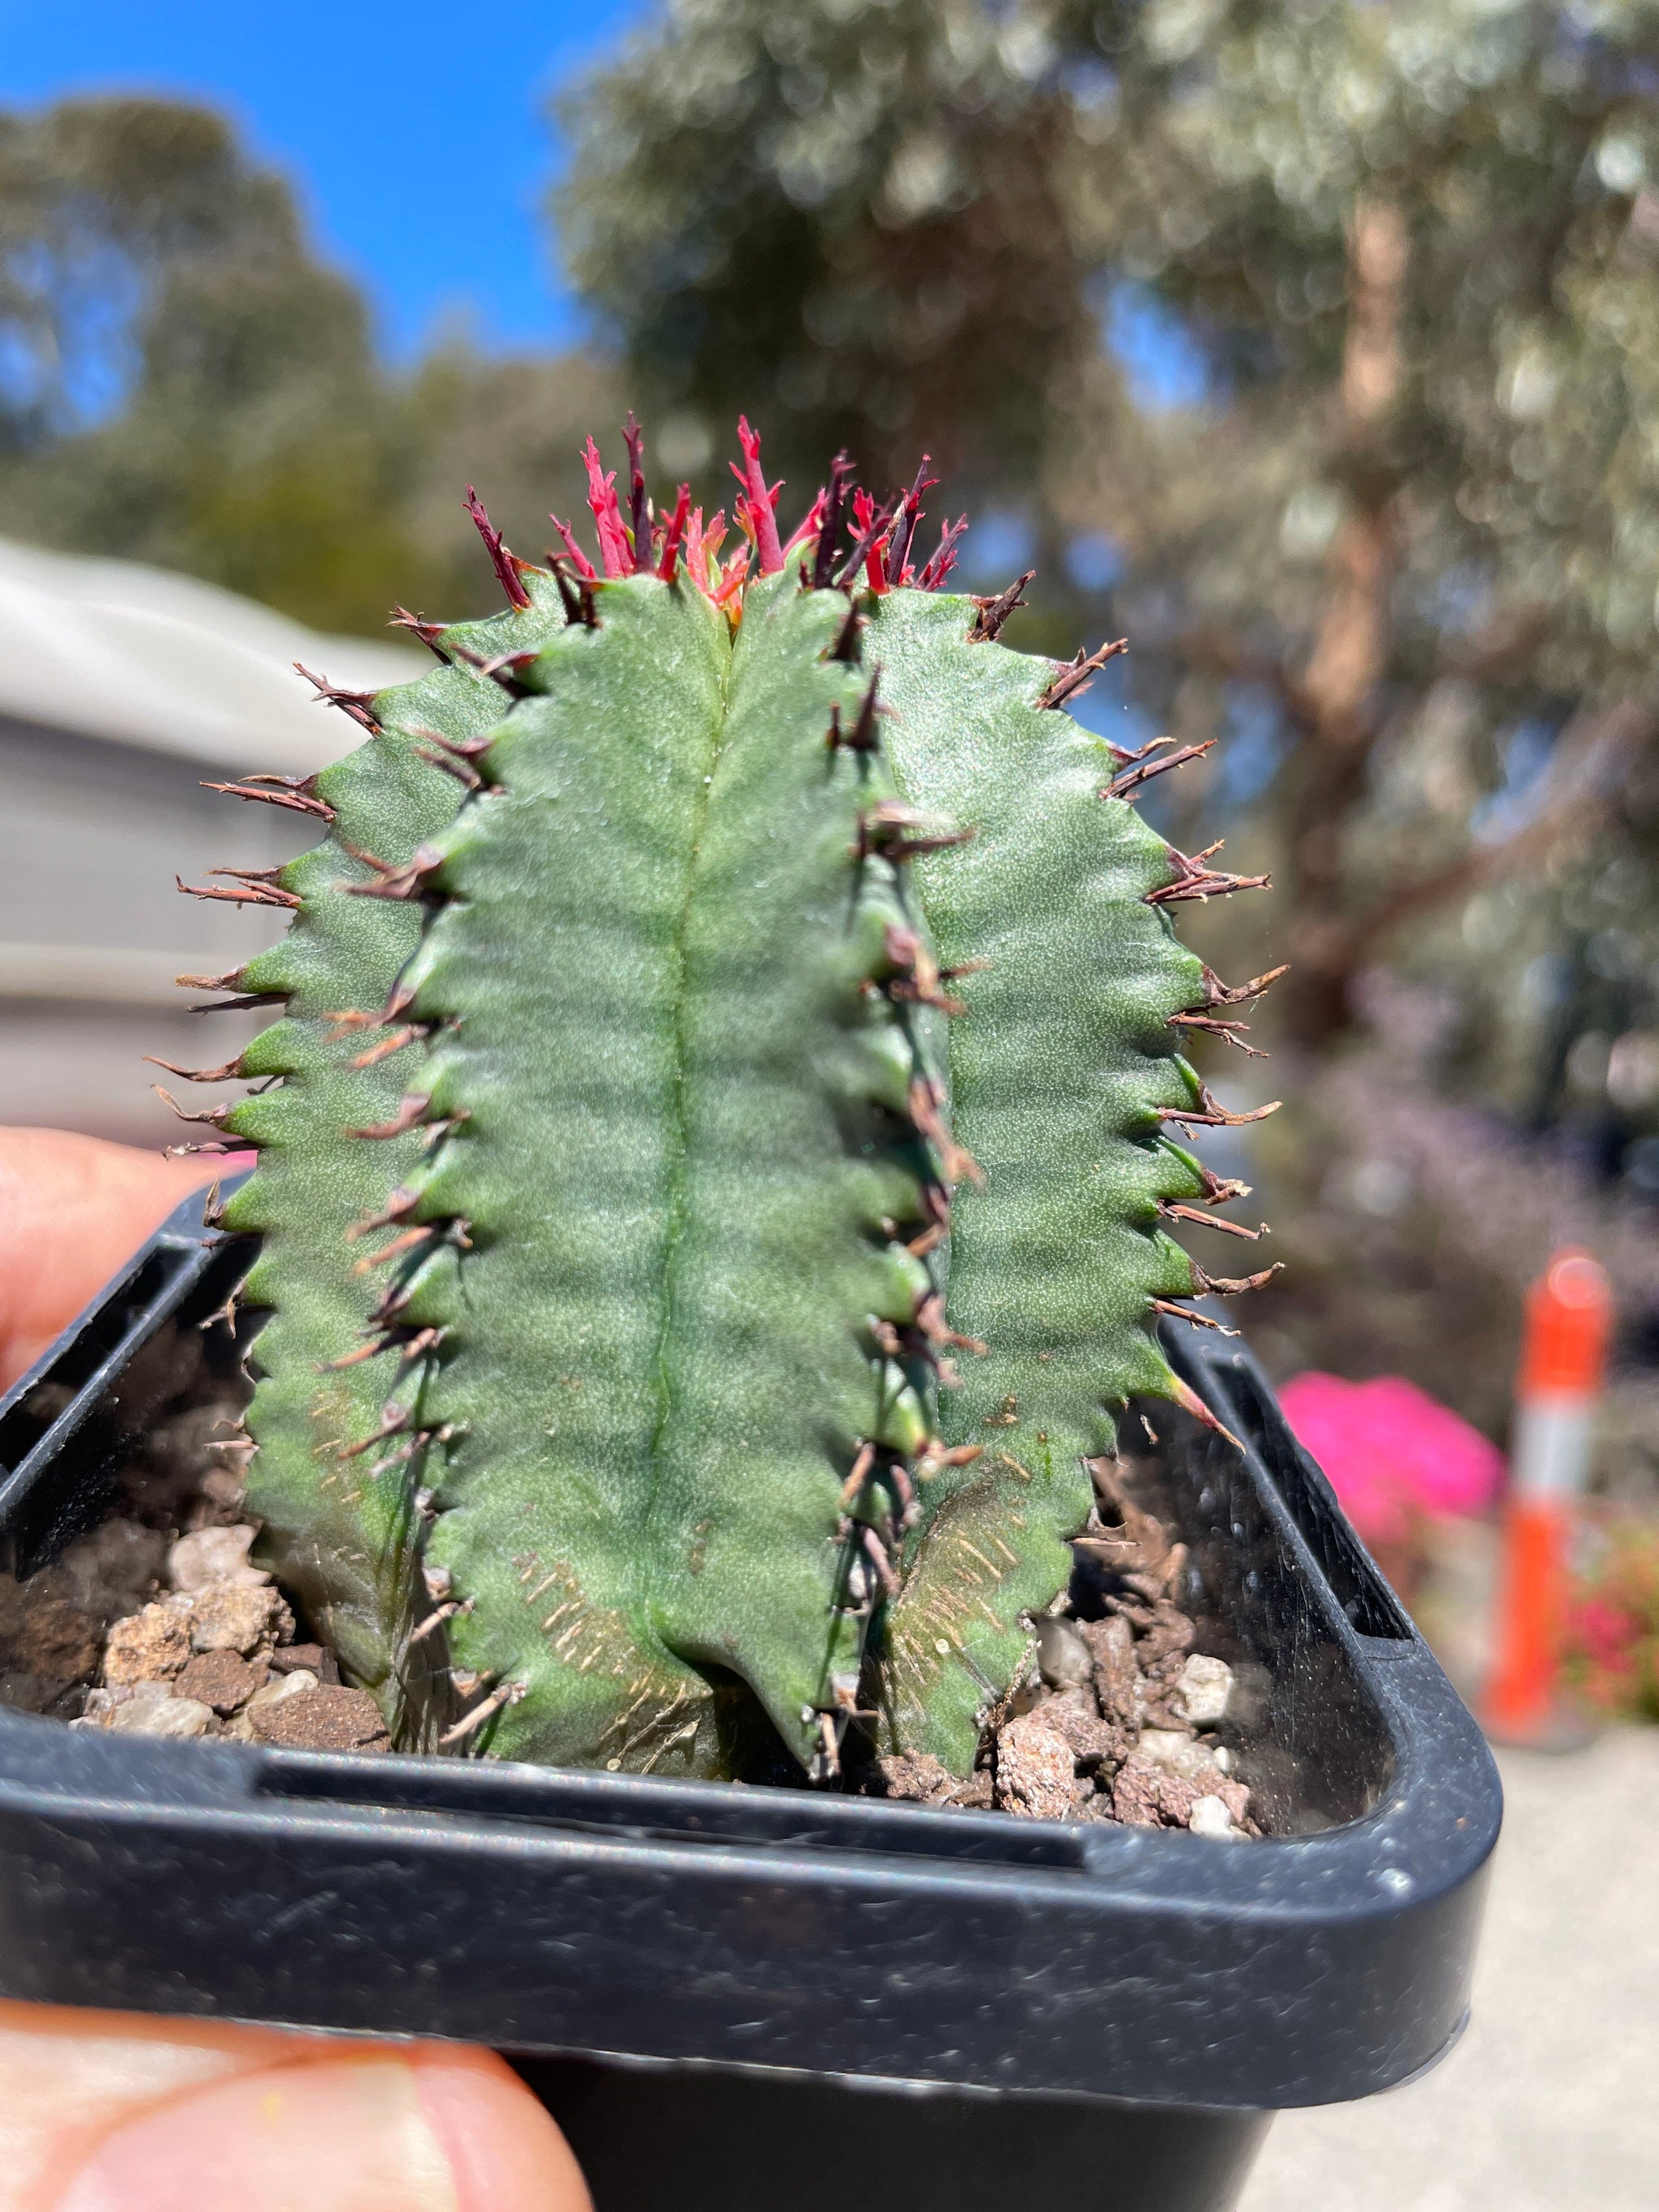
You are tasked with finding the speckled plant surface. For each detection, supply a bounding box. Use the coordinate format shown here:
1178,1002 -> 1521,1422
167,424 -> 1278,1780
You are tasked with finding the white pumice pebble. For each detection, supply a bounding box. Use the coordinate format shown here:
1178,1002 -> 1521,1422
167,1525 -> 269,1592
1137,1727 -> 1190,1767
1034,1617 -> 1094,1691
109,1695 -> 215,1739
81,1686 -> 133,1720
1176,1653 -> 1235,1728
251,1669 -> 317,1705
88,1679 -> 179,1728
1138,1728 -> 1227,1780
1188,1794 -> 1246,1841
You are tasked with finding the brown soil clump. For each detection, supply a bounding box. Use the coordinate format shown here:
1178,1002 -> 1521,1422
103,1605 -> 191,1685
249,1686 -> 390,1754
175,1649 -> 267,1715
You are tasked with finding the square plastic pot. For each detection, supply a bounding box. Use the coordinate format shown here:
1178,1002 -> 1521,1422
0,1183 -> 1501,2212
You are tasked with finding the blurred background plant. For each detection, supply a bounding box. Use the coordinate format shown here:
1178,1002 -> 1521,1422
1566,1511 -> 1659,1720
0,95 -> 613,629
6,0 -> 1659,1537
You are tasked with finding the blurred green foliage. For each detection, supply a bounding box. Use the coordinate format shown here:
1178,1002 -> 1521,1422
561,0 -> 1659,1167
8,19 -> 1659,1208
0,96 -> 616,633
557,0 -> 1092,499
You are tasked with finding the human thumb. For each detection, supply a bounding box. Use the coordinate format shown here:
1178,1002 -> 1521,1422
8,2006 -> 589,2212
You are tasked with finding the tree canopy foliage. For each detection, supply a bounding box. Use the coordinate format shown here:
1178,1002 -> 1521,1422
8,17 -> 1659,1157
0,96 -> 613,633
561,0 -> 1659,1163
557,0 -> 1092,497
5,15 -> 1659,1433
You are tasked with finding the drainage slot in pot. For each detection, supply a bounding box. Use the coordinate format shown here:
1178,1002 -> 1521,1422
252,1758 -> 1090,1869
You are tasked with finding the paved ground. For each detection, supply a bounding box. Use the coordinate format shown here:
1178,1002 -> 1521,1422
1239,1728 -> 1659,2211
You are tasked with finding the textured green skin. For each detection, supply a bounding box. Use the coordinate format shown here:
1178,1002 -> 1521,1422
866,590 -> 1207,1767
220,562 -> 1213,1779
384,571 -> 945,1772
222,578 -> 570,1724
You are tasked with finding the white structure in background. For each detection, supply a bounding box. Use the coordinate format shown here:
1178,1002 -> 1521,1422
0,537 -> 422,1144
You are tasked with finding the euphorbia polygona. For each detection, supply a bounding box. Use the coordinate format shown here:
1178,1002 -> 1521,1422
164,419 -> 1281,1781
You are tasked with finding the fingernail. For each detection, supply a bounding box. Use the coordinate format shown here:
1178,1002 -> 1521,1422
55,2056 -> 460,2212
411,2050 -> 593,2212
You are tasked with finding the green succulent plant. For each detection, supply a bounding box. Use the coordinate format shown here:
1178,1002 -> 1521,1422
167,420 -> 1278,1781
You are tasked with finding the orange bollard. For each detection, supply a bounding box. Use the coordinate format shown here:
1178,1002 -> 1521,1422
1482,1249 -> 1613,1749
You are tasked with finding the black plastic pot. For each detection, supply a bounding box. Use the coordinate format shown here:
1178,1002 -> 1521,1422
0,1183 -> 1500,2212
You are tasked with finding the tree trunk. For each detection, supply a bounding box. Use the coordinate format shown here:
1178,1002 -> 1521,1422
1281,197 -> 1409,1045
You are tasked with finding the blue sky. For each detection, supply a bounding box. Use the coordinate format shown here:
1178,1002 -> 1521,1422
1,0 -> 1212,426
0,0 -> 646,358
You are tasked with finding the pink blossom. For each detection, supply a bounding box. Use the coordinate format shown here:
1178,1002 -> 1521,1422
1277,1371 -> 1506,1548
1569,1596 -> 1637,1670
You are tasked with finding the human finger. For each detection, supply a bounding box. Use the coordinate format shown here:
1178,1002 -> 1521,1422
0,1128 -> 241,1392
0,1999 -> 590,2212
